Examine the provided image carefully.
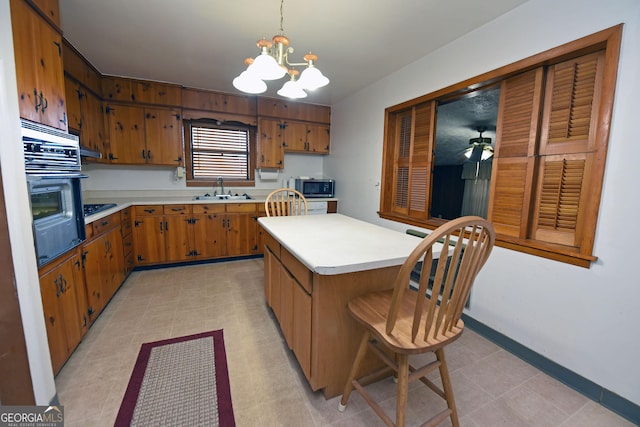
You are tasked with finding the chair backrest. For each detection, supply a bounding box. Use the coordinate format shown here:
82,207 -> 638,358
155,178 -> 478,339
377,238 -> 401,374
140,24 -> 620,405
386,216 -> 495,344
265,188 -> 308,217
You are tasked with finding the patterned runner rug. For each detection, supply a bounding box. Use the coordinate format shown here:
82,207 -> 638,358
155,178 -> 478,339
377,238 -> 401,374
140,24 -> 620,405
115,330 -> 235,426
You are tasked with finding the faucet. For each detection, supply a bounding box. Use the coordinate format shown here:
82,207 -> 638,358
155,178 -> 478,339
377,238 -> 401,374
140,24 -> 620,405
216,176 -> 225,195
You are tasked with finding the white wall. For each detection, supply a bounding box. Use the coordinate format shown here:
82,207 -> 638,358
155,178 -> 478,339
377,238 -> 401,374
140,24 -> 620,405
326,0 -> 640,406
81,153 -> 324,193
0,2 -> 56,404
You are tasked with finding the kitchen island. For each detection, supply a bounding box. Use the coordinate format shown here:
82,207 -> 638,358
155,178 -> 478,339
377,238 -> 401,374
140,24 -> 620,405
258,214 -> 440,398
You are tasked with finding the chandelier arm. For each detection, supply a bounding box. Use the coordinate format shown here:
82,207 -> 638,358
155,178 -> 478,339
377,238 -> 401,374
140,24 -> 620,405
285,61 -> 311,67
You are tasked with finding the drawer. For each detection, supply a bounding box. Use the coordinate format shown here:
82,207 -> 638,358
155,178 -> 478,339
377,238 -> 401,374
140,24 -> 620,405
263,230 -> 281,258
92,213 -> 120,236
164,204 -> 192,215
226,202 -> 257,213
256,202 -> 267,216
120,207 -> 131,221
192,204 -> 226,214
85,223 -> 94,239
282,247 -> 312,294
124,252 -> 135,275
121,211 -> 132,236
122,233 -> 133,256
135,205 -> 162,216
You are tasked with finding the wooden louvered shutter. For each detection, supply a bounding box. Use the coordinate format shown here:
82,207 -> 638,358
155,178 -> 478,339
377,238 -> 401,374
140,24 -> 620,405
488,68 -> 544,237
391,112 -> 412,215
389,102 -> 435,218
532,51 -> 604,247
408,102 -> 434,219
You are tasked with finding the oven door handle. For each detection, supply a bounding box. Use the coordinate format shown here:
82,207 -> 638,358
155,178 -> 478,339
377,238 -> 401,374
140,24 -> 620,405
26,173 -> 89,180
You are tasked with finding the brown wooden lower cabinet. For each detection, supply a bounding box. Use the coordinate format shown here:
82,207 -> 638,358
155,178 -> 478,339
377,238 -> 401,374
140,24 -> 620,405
38,250 -> 86,374
82,213 -> 125,321
262,228 -> 397,398
133,203 -> 263,266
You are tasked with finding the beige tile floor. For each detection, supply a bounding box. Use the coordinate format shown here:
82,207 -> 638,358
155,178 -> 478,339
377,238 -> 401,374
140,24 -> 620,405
55,258 -> 635,427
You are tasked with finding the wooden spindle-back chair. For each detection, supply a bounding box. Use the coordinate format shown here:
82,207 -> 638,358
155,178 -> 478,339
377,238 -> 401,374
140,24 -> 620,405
338,216 -> 495,427
264,188 -> 308,217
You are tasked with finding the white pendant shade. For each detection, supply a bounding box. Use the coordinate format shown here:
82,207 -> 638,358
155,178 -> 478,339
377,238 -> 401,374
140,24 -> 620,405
248,53 -> 287,80
232,71 -> 267,94
465,145 -> 494,162
298,66 -> 329,90
277,80 -> 307,99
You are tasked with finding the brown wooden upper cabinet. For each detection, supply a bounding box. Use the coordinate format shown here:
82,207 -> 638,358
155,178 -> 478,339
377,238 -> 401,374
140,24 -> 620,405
65,75 -> 108,161
102,76 -> 181,107
106,104 -> 184,165
282,121 -> 330,154
10,0 -> 67,130
32,0 -> 60,28
257,97 -> 330,124
258,118 -> 285,169
182,88 -> 256,117
62,40 -> 102,95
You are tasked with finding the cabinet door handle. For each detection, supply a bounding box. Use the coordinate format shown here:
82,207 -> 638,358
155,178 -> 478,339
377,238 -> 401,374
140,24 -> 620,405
165,221 -> 169,231
54,276 -> 61,297
34,89 -> 40,112
171,207 -> 184,212
40,93 -> 48,112
144,208 -> 156,213
53,40 -> 61,56
141,150 -> 146,159
147,150 -> 151,160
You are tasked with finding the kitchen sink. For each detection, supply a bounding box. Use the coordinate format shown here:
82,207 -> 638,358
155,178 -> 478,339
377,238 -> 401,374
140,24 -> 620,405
193,194 -> 253,201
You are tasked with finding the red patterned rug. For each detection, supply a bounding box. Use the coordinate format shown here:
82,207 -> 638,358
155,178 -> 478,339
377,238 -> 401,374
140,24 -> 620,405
115,330 -> 235,426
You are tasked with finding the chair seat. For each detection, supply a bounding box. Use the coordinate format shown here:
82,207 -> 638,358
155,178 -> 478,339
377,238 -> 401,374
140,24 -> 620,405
348,289 -> 464,355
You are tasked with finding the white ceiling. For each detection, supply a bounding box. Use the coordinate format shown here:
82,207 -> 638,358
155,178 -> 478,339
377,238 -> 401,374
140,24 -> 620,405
59,0 -> 528,106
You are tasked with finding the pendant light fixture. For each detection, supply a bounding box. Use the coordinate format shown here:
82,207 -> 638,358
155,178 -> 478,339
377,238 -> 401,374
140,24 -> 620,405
465,127 -> 494,162
232,0 -> 329,98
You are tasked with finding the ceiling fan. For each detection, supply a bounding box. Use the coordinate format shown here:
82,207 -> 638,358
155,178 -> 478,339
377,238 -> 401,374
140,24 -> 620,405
465,127 -> 494,162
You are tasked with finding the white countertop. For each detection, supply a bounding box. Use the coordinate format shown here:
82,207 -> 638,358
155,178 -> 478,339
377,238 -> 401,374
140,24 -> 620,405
258,214 -> 438,275
82,193 -> 338,224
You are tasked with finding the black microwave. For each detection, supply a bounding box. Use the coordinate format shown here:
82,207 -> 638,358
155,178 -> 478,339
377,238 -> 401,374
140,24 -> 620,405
294,178 -> 334,198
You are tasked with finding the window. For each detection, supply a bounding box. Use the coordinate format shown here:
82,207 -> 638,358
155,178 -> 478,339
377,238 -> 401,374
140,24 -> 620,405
185,120 -> 256,186
379,25 -> 622,267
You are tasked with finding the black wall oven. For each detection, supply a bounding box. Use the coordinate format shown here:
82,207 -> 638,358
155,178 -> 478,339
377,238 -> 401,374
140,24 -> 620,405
22,120 -> 86,266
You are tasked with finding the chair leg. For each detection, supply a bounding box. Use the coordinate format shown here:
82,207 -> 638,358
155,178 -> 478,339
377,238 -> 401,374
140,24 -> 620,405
436,348 -> 459,427
396,354 -> 409,427
338,330 -> 371,411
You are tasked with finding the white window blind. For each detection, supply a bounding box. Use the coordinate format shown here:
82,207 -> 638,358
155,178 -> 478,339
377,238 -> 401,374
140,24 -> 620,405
191,125 -> 250,179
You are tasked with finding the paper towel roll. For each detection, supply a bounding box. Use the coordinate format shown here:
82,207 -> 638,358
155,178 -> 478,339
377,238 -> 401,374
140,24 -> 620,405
259,169 -> 279,181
